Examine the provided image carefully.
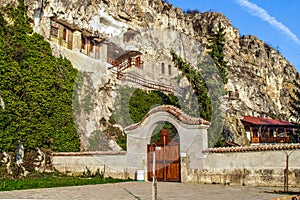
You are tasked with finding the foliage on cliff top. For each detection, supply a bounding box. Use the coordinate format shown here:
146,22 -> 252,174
0,0 -> 80,152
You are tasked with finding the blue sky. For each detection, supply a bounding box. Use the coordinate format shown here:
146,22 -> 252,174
169,0 -> 300,72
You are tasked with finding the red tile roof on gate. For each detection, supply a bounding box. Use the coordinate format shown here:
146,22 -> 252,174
241,116 -> 294,126
125,105 -> 210,131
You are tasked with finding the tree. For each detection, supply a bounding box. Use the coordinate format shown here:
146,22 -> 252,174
289,79 -> 300,143
112,87 -> 179,127
290,79 -> 300,122
207,23 -> 228,84
206,23 -> 232,146
290,80 -> 300,142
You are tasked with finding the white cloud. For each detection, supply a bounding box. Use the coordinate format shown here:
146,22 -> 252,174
236,0 -> 300,45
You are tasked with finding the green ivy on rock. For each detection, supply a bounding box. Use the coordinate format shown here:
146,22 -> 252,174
207,23 -> 228,85
171,52 -> 212,121
0,1 -> 80,152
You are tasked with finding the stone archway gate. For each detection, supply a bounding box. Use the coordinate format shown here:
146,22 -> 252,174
124,105 -> 210,182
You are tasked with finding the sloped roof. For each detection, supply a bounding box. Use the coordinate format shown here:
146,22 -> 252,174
107,42 -> 142,61
241,116 -> 294,126
51,17 -> 80,31
116,51 -> 142,62
51,17 -> 104,39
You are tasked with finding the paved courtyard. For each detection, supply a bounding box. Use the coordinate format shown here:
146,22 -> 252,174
0,182 -> 292,200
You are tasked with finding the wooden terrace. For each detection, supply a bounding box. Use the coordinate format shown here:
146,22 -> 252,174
241,116 -> 298,144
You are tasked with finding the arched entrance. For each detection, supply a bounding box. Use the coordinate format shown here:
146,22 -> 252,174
147,129 -> 180,182
124,105 -> 210,181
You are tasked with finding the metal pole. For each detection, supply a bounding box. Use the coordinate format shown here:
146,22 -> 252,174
284,150 -> 294,192
286,154 -> 289,192
163,135 -> 166,182
152,151 -> 157,200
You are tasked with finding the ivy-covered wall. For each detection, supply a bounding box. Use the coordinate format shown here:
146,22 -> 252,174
0,1 -> 80,152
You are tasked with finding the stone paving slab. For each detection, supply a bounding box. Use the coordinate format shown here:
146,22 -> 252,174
0,182 -> 292,200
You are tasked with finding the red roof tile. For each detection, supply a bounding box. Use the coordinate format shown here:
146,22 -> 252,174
241,116 -> 294,126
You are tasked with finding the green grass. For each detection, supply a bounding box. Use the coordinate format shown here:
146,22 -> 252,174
0,172 -> 131,191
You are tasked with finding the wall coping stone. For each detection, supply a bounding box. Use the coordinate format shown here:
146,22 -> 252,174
203,143 -> 300,153
52,151 -> 127,156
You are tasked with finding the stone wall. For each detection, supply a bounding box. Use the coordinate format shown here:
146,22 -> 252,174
52,148 -> 300,187
182,149 -> 300,187
52,151 -> 134,179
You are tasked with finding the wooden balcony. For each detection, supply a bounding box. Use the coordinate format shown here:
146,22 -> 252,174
251,136 -> 290,144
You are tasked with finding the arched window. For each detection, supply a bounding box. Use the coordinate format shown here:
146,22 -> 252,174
161,63 -> 165,74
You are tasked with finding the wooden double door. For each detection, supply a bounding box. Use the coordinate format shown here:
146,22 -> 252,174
147,129 -> 180,182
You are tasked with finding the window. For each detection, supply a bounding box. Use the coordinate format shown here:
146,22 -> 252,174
161,63 -> 165,74
135,56 -> 141,67
90,40 -> 94,52
63,28 -> 67,41
252,128 -> 258,137
81,36 -> 86,50
168,65 -> 171,75
50,26 -> 59,38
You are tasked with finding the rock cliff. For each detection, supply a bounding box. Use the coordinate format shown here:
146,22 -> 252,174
4,0 -> 298,148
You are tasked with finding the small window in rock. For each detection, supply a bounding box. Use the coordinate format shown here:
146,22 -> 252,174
161,63 -> 165,74
168,65 -> 171,75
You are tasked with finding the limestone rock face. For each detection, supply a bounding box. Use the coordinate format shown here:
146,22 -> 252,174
0,0 -> 18,8
190,12 -> 298,143
4,0 -> 298,147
